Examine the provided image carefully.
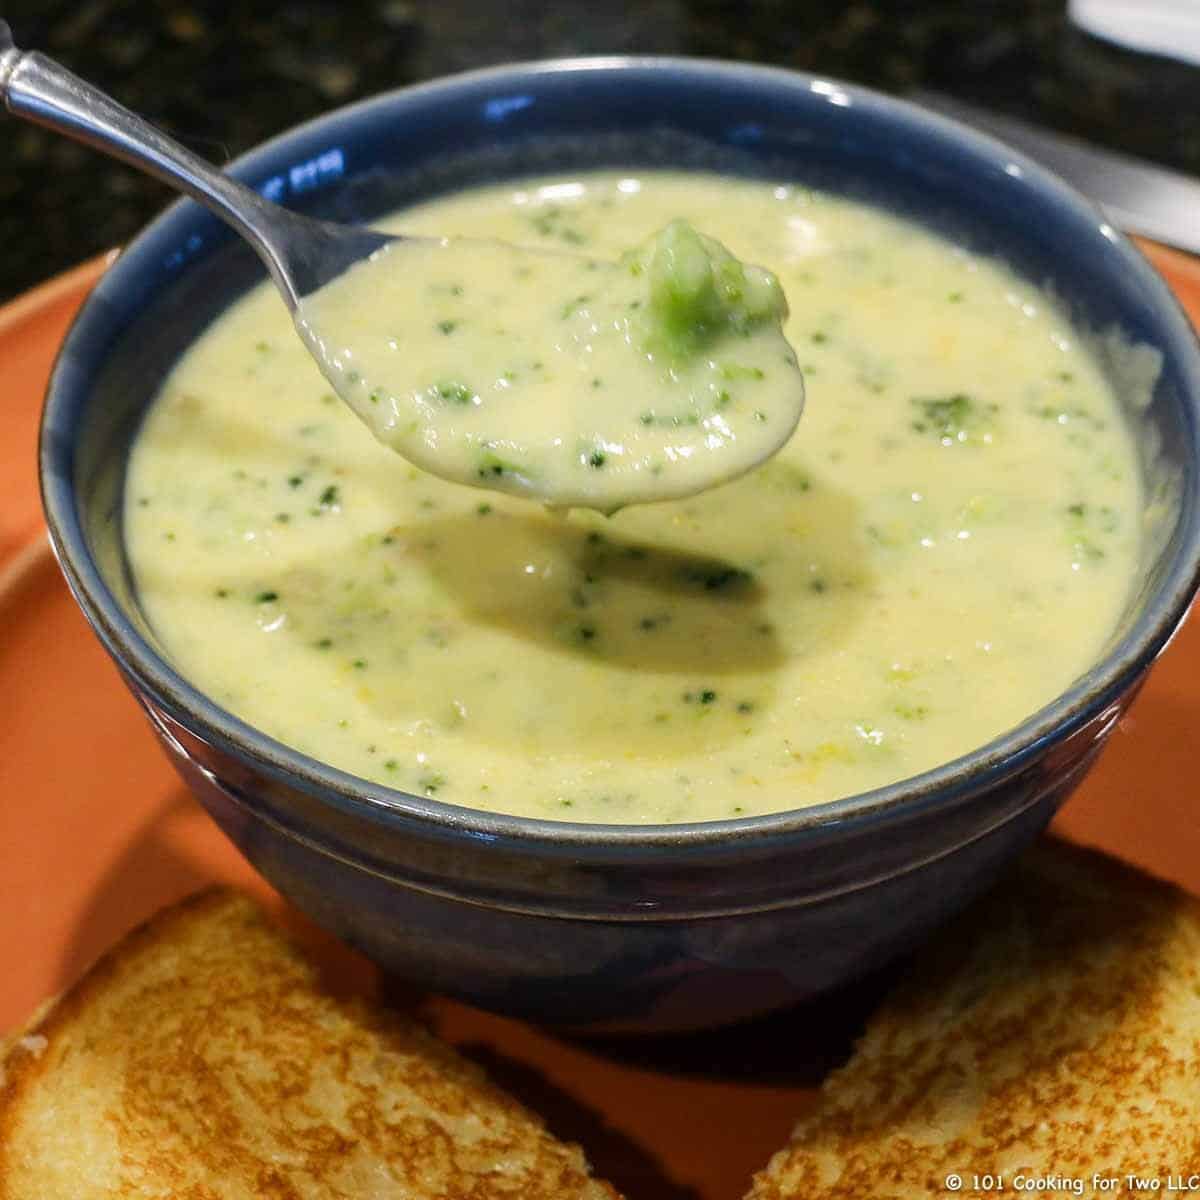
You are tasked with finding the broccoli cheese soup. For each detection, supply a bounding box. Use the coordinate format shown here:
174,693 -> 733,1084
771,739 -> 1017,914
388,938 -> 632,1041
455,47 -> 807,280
295,219 -> 804,511
124,172 -> 1142,823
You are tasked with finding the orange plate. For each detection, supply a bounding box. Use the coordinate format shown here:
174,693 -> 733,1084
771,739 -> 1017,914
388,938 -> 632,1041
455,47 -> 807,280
4,241 -> 1200,1199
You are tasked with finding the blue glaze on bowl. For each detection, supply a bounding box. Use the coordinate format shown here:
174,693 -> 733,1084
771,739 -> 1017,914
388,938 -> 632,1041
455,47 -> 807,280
40,58 -> 1200,1031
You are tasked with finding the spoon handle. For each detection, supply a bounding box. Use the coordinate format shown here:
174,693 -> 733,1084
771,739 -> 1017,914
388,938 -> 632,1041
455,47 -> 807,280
0,21 -> 290,293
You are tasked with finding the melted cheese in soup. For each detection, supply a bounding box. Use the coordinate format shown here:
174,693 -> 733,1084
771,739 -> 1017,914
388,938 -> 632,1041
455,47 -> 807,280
124,172 -> 1142,823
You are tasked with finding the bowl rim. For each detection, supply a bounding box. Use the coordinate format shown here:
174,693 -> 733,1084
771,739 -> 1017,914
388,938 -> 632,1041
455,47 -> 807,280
39,53 -> 1200,854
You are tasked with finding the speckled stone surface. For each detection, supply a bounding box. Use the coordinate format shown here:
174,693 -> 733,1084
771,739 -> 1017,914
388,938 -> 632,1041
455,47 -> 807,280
3,0 -> 1198,301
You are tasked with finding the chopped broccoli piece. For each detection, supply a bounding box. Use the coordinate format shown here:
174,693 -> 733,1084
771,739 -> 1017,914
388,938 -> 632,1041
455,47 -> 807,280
624,219 -> 788,359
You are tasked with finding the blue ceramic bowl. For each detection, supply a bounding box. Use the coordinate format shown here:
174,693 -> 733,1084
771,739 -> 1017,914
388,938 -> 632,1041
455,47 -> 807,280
40,58 -> 1200,1032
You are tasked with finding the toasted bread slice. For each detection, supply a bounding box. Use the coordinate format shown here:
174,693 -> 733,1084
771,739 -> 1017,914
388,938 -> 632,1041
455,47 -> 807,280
749,839 -> 1200,1200
0,890 -> 620,1199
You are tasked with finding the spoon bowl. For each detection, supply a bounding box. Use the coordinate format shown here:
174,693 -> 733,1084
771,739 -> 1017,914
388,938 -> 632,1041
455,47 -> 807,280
0,26 -> 804,511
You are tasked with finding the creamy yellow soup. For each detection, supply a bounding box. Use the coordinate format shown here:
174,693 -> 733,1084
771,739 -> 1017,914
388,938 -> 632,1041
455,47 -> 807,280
295,222 -> 804,511
125,172 -> 1142,823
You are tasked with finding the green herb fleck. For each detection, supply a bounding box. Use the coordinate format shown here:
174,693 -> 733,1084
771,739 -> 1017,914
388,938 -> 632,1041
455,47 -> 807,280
721,363 -> 766,381
435,380 -> 473,405
910,393 -> 994,444
529,205 -> 588,246
639,409 -> 700,428
477,450 -> 523,480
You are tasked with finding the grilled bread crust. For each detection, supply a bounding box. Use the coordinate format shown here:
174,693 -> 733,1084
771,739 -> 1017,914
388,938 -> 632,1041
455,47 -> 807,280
748,840 -> 1200,1200
0,889 -> 620,1200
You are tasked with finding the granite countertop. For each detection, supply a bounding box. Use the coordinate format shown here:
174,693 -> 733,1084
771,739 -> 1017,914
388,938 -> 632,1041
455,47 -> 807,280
3,0 -> 1198,302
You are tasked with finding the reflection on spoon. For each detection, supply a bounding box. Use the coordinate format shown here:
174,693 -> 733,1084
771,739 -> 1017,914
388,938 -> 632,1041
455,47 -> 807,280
295,220 -> 805,513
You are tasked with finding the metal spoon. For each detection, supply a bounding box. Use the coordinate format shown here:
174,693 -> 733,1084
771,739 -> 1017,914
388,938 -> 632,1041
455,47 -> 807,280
0,23 -> 806,511
0,19 -> 392,309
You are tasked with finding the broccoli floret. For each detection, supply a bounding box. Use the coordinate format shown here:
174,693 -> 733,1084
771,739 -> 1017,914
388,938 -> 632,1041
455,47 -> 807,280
626,220 -> 788,359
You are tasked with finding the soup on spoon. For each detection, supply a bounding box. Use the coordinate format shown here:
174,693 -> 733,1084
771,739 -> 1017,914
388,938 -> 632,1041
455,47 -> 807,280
0,32 -> 802,513
294,219 -> 804,512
